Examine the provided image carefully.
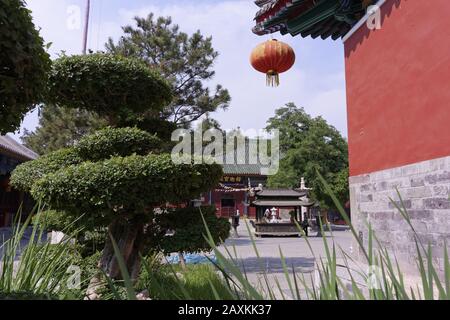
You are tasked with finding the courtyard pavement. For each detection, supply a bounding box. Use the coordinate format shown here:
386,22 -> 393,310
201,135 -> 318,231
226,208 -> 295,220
0,227 -> 44,260
217,221 -> 367,299
1,223 -> 424,299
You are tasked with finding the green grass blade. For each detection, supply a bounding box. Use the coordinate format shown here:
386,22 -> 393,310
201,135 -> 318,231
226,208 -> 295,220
108,233 -> 136,300
278,246 -> 296,299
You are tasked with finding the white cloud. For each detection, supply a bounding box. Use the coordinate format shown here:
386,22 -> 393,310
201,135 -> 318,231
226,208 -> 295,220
12,0 -> 348,142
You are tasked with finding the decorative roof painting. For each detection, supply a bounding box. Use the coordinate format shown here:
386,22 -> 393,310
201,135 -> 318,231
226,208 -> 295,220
253,0 -> 376,40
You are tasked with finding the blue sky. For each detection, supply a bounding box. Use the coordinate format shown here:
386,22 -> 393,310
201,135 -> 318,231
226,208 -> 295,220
15,0 -> 347,140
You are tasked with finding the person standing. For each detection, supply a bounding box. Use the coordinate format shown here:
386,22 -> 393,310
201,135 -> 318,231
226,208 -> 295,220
231,210 -> 240,237
301,219 -> 309,237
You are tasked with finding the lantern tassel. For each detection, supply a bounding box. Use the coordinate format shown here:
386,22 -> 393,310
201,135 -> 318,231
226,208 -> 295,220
266,71 -> 280,87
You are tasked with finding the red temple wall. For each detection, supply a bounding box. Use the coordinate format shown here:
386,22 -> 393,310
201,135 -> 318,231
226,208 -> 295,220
206,190 -> 256,218
344,0 -> 450,176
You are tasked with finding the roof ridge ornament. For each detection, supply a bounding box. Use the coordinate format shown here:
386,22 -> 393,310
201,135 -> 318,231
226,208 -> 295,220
300,177 -> 312,190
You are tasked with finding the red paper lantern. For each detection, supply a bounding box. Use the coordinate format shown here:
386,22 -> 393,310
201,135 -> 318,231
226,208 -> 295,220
250,39 -> 295,87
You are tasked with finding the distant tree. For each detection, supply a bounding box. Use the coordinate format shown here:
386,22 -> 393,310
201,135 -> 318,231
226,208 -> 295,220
266,103 -> 349,210
22,105 -> 107,155
106,13 -> 231,127
0,0 -> 51,134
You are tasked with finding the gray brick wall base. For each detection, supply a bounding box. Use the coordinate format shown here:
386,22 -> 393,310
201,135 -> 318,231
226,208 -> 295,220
349,156 -> 450,279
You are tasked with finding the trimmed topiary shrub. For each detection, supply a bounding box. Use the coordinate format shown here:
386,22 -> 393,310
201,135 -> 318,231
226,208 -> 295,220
10,148 -> 82,192
11,52 -> 224,289
157,206 -> 230,255
47,54 -> 172,125
0,0 -> 51,134
74,127 -> 164,161
11,127 -> 223,280
31,154 -> 222,219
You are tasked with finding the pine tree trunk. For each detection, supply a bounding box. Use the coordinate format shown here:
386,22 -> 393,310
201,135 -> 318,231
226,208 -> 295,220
178,252 -> 187,270
85,218 -> 145,300
99,218 -> 145,280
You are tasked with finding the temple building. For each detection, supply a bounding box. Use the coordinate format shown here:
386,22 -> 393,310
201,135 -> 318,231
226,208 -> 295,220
209,165 -> 267,218
0,135 -> 37,227
252,0 -> 450,275
252,178 -> 315,222
202,138 -> 269,218
251,186 -> 316,237
253,0 -> 373,39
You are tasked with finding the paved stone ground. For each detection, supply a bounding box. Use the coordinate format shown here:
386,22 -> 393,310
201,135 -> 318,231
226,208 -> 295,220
217,222 -> 368,299
1,223 -> 426,299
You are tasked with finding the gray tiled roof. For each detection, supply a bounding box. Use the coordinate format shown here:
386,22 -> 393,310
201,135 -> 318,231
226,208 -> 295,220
252,199 -> 315,207
0,135 -> 38,161
256,189 -> 307,197
222,164 -> 266,176
219,138 -> 272,176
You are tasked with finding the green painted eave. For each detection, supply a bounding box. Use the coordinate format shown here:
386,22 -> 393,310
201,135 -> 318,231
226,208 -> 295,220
286,0 -> 341,36
255,0 -> 375,40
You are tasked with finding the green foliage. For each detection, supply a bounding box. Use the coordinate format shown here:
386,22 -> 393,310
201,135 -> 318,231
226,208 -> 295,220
31,154 -> 222,217
328,167 -> 350,209
32,210 -> 76,234
22,104 -> 108,155
0,214 -> 82,300
5,180 -> 450,300
137,260 -> 235,300
75,251 -> 103,287
157,206 -> 230,254
75,127 -> 164,161
266,103 -> 349,210
13,128 -> 223,262
9,41 -> 225,280
21,13 -> 230,153
0,0 -> 51,134
12,127 -> 223,230
0,292 -> 58,300
47,54 -> 173,124
120,117 -> 179,145
10,148 -> 82,192
106,13 -> 230,126
32,210 -> 106,257
22,106 -> 177,155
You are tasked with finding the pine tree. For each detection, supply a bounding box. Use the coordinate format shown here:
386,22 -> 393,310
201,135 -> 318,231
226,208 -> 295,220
106,13 -> 231,126
22,13 -> 231,154
22,105 -> 107,155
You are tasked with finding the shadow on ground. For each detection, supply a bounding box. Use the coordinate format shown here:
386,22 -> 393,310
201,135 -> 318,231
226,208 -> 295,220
232,256 -> 315,274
